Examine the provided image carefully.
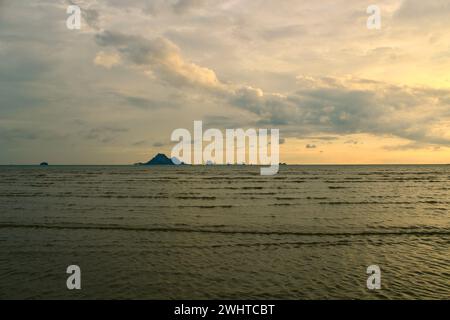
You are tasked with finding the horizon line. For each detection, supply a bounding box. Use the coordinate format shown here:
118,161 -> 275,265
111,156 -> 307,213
1,163 -> 449,166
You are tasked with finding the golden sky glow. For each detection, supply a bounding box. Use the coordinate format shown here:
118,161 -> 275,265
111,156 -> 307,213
1,0 -> 450,164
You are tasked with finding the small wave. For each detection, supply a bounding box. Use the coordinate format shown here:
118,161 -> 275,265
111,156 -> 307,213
177,205 -> 233,209
0,223 -> 448,237
419,200 -> 449,205
175,196 -> 217,200
175,239 -> 354,249
319,201 -> 413,205
275,197 -> 298,200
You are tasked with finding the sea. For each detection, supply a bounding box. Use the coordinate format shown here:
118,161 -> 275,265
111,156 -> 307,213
0,165 -> 449,299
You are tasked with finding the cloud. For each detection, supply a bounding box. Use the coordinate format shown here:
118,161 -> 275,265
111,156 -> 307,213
95,30 -> 225,90
344,139 -> 361,145
383,142 -> 438,151
0,128 -> 39,142
3,0 -> 450,164
94,51 -> 121,68
229,76 -> 450,147
395,0 -> 450,23
0,125 -> 69,145
108,92 -> 181,109
260,24 -> 306,41
82,7 -> 100,29
152,141 -> 165,147
132,140 -> 168,148
82,126 -> 129,143
132,140 -> 147,146
202,115 -> 248,128
172,0 -> 207,14
306,144 -> 317,149
94,29 -> 450,149
105,0 -> 209,16
306,136 -> 339,141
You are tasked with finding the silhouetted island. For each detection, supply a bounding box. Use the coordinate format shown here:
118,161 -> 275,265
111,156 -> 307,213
136,153 -> 175,166
39,162 -> 49,166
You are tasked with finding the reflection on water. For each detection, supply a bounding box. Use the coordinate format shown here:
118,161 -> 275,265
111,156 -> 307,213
0,165 -> 449,299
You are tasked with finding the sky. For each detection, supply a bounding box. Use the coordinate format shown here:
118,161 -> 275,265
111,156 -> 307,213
1,0 -> 450,164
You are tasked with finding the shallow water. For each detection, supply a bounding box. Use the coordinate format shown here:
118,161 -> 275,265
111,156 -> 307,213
0,165 -> 449,299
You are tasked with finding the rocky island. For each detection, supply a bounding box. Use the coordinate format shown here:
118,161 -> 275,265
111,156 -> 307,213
135,153 -> 178,166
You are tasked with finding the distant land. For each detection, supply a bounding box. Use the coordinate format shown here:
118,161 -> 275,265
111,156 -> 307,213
134,153 -> 179,166
17,154 -> 448,166
134,153 -> 288,166
2,161 -> 449,166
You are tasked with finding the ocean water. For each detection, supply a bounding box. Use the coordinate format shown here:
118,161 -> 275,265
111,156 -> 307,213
0,165 -> 449,300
